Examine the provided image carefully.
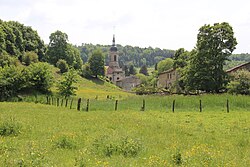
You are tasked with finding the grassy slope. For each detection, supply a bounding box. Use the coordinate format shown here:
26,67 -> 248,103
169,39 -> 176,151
0,102 -> 250,166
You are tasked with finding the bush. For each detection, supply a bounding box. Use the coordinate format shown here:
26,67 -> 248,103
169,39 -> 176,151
0,117 -> 22,136
0,65 -> 26,101
22,51 -> 38,66
227,70 -> 250,95
81,63 -> 92,79
0,52 -> 18,67
27,62 -> 54,93
56,59 -> 69,73
92,135 -> 142,157
53,135 -> 76,149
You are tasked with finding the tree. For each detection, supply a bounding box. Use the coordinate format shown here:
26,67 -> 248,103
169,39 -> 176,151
157,58 -> 174,74
124,65 -> 129,76
185,22 -> 237,93
129,64 -> 136,75
27,62 -> 54,93
22,51 -> 38,66
57,69 -> 78,98
173,48 -> 189,69
47,30 -> 82,69
47,30 -> 68,65
88,49 -> 104,78
227,70 -> 250,95
139,65 -> 149,76
56,59 -> 69,73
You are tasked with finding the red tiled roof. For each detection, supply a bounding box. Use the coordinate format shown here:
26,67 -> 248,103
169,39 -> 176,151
226,62 -> 250,73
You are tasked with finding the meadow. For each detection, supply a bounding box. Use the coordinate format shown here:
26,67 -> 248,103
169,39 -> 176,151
0,94 -> 250,166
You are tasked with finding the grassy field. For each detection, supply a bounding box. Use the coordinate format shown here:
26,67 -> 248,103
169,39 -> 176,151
0,96 -> 250,166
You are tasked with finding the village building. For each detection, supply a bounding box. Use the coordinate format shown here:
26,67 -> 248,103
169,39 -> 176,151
106,35 -> 125,84
106,35 -> 141,91
226,61 -> 250,74
158,68 -> 178,89
116,76 -> 141,91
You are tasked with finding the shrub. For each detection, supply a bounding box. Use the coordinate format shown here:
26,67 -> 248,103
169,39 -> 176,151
56,59 -> 69,73
81,63 -> 92,79
53,135 -> 76,149
22,51 -> 38,66
27,62 -> 54,93
0,117 -> 22,136
227,70 -> 250,95
92,135 -> 142,157
172,150 -> 182,165
0,65 -> 26,101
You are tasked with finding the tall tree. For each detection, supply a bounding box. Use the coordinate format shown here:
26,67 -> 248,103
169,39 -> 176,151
129,64 -> 136,75
139,65 -> 149,76
157,58 -> 174,74
88,49 -> 105,78
47,30 -> 68,65
185,22 -> 237,93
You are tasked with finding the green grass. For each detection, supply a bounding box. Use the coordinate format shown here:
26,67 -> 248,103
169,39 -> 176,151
0,98 -> 250,166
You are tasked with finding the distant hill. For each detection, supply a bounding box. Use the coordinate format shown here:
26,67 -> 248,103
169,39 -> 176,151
225,53 -> 250,70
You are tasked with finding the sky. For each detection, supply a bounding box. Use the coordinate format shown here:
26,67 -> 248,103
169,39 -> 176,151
0,0 -> 250,53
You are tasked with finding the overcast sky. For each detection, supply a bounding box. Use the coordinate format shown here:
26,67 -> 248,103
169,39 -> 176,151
1,0 -> 250,53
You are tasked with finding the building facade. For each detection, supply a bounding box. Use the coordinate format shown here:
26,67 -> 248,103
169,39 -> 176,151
158,68 -> 178,89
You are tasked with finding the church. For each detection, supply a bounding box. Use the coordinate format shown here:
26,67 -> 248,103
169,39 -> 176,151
105,35 -> 141,91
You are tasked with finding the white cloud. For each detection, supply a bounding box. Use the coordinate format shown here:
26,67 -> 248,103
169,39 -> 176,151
0,0 -> 250,53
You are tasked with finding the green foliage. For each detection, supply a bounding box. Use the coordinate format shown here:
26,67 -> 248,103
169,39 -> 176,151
0,65 -> 26,101
0,20 -> 46,60
157,58 -> 174,74
22,51 -> 38,66
27,62 -> 54,93
78,43 -> 175,68
185,22 -> 237,93
53,135 -> 76,149
57,69 -> 78,98
227,70 -> 250,95
172,150 -> 182,165
56,59 -> 69,73
88,49 -> 104,78
0,52 -> 18,67
47,30 -> 83,69
81,63 -> 92,79
92,135 -> 142,157
0,117 -> 21,136
129,64 -> 136,75
139,65 -> 149,76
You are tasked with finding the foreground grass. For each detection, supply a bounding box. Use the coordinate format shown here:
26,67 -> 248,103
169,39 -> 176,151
0,102 -> 249,166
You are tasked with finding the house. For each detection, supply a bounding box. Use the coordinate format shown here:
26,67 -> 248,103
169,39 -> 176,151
226,62 -> 250,74
116,76 -> 141,91
158,68 -> 178,89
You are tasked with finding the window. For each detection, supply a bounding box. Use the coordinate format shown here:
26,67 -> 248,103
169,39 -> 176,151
114,55 -> 117,61
109,77 -> 112,81
117,77 -> 120,80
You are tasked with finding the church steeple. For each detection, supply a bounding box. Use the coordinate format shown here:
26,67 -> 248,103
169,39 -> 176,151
112,34 -> 115,46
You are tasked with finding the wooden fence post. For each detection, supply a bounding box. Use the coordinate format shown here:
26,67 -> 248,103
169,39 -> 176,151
199,99 -> 202,112
115,100 -> 118,111
172,100 -> 175,113
141,99 -> 145,111
77,98 -> 81,111
70,99 -> 73,109
65,99 -> 68,107
57,98 -> 59,107
61,99 -> 64,107
86,99 -> 89,112
46,96 -> 49,104
52,97 -> 54,105
227,99 -> 229,113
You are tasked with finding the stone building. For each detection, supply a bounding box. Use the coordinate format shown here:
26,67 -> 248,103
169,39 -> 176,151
226,62 -> 250,74
105,35 -> 141,91
158,68 -> 178,89
116,76 -> 141,91
106,35 -> 125,84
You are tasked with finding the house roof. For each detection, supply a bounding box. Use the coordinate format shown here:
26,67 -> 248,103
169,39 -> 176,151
158,68 -> 176,75
226,61 -> 250,73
